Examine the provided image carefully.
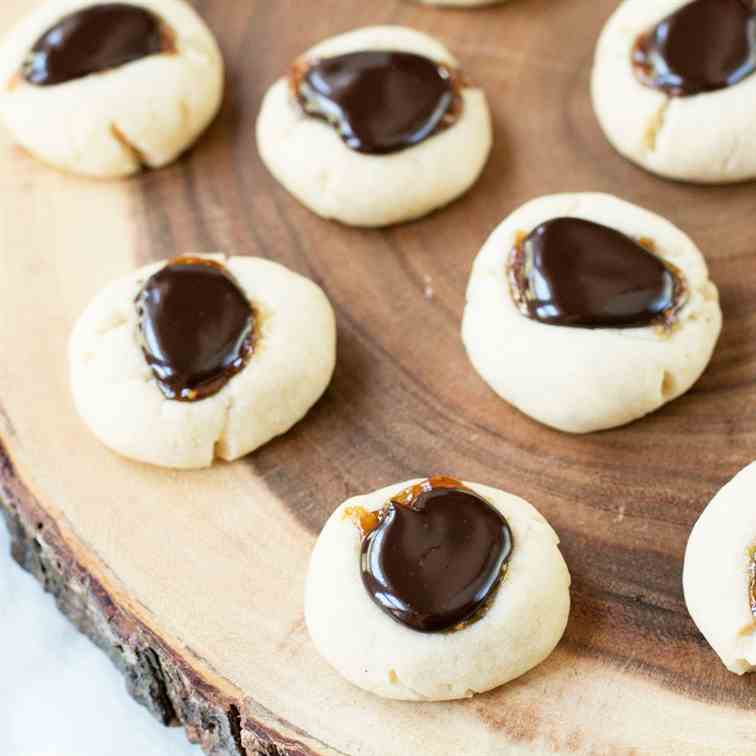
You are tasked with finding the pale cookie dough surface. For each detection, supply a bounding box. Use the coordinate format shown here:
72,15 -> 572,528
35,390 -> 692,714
462,193 -> 722,434
683,462 -> 756,675
256,26 -> 492,228
305,479 -> 571,701
592,0 -> 756,183
0,0 -> 223,178
69,255 -> 336,469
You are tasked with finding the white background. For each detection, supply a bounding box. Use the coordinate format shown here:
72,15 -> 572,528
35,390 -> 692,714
0,522 -> 199,756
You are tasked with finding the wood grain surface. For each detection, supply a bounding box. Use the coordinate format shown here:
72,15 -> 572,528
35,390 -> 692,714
1,1 -> 756,754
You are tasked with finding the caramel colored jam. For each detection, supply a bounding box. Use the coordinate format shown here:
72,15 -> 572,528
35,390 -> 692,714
358,477 -> 514,633
23,3 -> 173,87
136,257 -> 255,402
342,506 -> 381,537
290,50 -> 463,154
632,0 -> 756,97
508,217 -> 685,329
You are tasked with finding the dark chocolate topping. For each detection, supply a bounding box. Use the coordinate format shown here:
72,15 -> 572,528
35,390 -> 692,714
361,477 -> 513,633
633,0 -> 756,97
509,217 -> 682,329
136,257 -> 254,402
293,50 -> 459,154
23,3 -> 169,87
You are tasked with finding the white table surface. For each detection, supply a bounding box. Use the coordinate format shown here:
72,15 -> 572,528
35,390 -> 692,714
0,521 -> 200,756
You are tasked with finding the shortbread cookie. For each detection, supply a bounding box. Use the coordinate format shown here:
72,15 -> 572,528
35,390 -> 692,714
683,462 -> 756,674
592,0 -> 756,183
306,477 -> 570,701
0,0 -> 223,177
70,255 -> 336,469
462,193 -> 722,433
256,26 -> 492,227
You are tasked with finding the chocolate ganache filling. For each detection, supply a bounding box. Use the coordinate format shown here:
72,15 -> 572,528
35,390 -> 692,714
358,477 -> 513,633
136,257 -> 255,402
291,50 -> 461,154
633,0 -> 756,97
508,217 -> 684,329
23,3 -> 172,87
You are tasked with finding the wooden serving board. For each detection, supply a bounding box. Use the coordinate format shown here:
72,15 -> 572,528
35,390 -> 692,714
2,1 -> 756,754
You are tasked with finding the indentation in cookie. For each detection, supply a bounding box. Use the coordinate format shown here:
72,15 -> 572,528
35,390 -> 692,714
357,476 -> 513,633
109,122 -> 148,168
22,3 -> 175,87
135,257 -> 255,402
290,50 -> 463,154
632,0 -> 756,97
507,217 -> 686,329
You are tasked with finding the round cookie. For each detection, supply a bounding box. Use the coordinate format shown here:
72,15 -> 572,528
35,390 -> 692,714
683,462 -> 756,674
305,478 -> 571,701
462,193 -> 722,434
256,26 -> 492,227
592,0 -> 756,183
0,0 -> 223,178
69,255 -> 336,469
